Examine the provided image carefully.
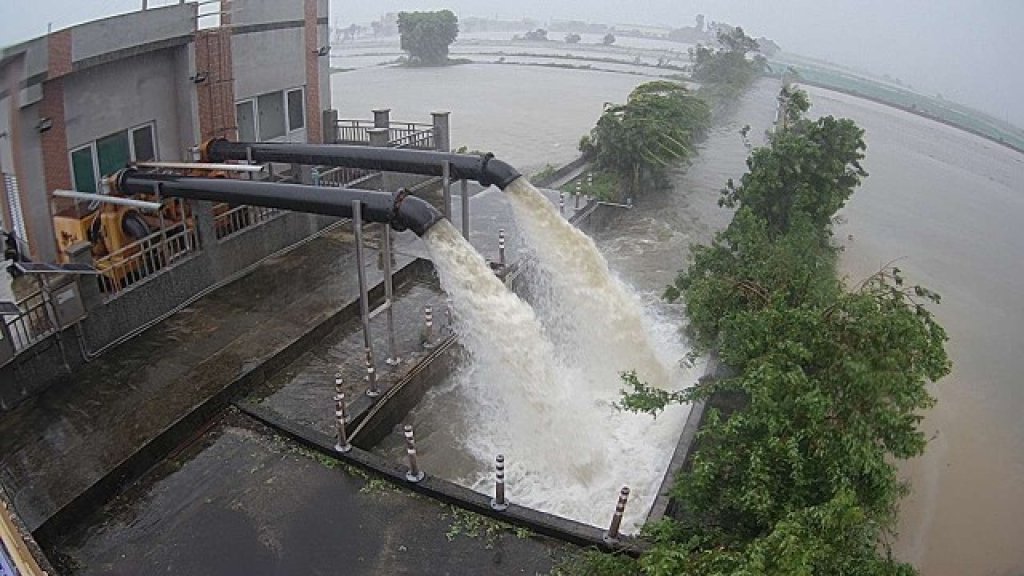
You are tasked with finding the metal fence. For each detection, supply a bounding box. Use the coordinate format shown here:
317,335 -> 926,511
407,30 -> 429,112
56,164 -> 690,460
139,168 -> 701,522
4,291 -> 57,354
214,204 -> 282,240
315,166 -> 377,188
335,119 -> 435,150
95,224 -> 199,297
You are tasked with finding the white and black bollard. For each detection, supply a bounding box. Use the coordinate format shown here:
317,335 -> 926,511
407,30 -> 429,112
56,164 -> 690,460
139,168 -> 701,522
404,425 -> 425,482
498,229 -> 506,267
587,171 -> 594,189
365,347 -> 380,398
575,179 -> 582,209
334,373 -> 352,422
603,486 -> 631,545
490,454 -> 508,511
422,305 -> 436,349
559,192 -> 565,215
334,395 -> 352,453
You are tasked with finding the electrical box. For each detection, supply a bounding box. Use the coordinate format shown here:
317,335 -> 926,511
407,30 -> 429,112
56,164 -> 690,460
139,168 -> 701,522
50,281 -> 86,328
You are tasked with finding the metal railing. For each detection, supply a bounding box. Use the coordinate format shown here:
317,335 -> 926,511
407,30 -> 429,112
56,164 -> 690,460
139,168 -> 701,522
389,128 -> 434,150
335,119 -> 435,150
316,166 -> 377,188
95,224 -> 199,297
214,204 -> 282,240
4,291 -> 57,354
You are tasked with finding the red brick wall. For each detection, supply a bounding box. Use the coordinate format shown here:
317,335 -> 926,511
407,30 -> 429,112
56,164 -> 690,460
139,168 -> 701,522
195,28 -> 236,142
303,0 -> 322,144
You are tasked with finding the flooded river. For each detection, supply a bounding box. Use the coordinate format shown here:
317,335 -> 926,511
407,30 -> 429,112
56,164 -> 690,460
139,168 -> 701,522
332,40 -> 1024,574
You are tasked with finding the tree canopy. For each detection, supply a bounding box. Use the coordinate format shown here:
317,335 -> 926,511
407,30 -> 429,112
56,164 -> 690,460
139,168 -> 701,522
570,87 -> 950,576
397,10 -> 459,66
690,26 -> 767,103
580,81 -> 710,198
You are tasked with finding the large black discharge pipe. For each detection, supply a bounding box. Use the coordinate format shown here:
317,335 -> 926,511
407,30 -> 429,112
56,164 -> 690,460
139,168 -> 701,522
110,169 -> 444,236
202,139 -> 523,190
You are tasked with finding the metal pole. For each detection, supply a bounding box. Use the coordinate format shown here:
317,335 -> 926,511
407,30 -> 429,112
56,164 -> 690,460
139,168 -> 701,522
335,394 -> 352,452
559,192 -> 565,216
498,228 -> 506,267
460,178 -> 469,239
603,486 -> 630,544
490,454 -> 508,511
404,425 -> 425,482
442,161 -> 452,220
382,223 -> 400,366
352,200 -> 379,398
335,373 -> 351,423
422,305 -> 435,349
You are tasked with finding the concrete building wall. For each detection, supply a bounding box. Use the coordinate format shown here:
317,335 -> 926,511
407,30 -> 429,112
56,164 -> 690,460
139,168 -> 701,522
231,0 -> 304,26
70,4 -> 196,65
63,49 -> 185,161
231,28 -> 307,103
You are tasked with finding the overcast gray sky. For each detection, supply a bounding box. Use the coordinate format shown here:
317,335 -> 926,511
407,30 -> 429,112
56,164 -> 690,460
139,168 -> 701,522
2,0 -> 1022,127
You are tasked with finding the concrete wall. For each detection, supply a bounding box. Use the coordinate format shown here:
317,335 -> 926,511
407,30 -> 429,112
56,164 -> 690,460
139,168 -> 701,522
231,0 -> 304,26
231,28 -> 306,103
70,4 -> 196,66
63,49 -> 186,161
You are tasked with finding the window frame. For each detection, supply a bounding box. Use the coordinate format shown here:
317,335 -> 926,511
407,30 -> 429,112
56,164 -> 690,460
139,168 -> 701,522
67,121 -> 158,193
235,87 -> 306,142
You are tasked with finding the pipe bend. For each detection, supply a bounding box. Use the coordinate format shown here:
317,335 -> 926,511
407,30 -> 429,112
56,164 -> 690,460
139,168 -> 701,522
392,189 -> 445,236
478,154 -> 521,190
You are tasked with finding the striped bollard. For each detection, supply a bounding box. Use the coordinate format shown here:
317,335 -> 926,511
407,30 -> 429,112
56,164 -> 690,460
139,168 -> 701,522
498,229 -> 506,266
490,454 -> 508,511
574,179 -> 582,209
404,425 -> 425,482
334,395 -> 352,453
334,373 -> 351,422
365,347 -> 380,398
587,171 -> 594,190
422,306 -> 436,349
603,486 -> 630,545
559,192 -> 565,215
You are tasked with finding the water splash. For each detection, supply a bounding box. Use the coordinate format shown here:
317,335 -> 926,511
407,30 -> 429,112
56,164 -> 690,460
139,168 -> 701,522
504,178 -> 672,391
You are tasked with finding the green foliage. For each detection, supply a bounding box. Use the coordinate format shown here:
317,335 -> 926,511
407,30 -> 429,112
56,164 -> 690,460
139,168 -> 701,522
549,549 -> 640,576
603,33 -> 617,45
398,10 -> 459,66
565,32 -> 582,44
617,88 -> 949,575
582,81 -> 711,198
690,27 -> 766,104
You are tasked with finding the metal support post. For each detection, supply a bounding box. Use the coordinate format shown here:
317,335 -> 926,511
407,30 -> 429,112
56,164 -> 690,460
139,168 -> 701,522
460,179 -> 470,239
498,229 -> 506,267
382,224 -> 400,366
422,305 -> 435,349
603,486 -> 631,544
335,374 -> 351,423
490,454 -> 508,511
334,395 -> 352,453
442,161 -> 452,220
559,192 -> 565,215
353,200 -> 380,398
404,425 -> 425,482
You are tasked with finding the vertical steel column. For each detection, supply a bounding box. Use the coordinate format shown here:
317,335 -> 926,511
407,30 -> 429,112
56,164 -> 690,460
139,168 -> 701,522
352,200 -> 379,397
460,179 -> 470,239
442,161 -> 452,220
382,223 -> 399,366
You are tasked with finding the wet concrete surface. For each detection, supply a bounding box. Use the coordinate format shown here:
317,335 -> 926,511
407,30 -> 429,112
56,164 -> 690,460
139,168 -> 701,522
47,409 -> 569,575
0,222 -> 421,531
253,279 -> 450,439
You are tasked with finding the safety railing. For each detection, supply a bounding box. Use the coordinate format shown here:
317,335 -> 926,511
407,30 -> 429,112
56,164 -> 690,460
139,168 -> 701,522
389,127 -> 435,150
315,166 -> 377,188
334,119 -> 435,150
214,204 -> 282,240
95,224 -> 199,297
4,291 -> 57,354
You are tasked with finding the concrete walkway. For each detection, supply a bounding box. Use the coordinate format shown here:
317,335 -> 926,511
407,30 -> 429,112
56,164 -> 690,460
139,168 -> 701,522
0,222 -> 414,532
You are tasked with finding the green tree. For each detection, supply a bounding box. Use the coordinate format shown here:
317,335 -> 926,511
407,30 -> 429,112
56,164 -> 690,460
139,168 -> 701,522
565,32 -> 582,44
598,88 -> 950,576
397,10 -> 459,66
603,33 -> 616,45
690,26 -> 766,104
581,81 -> 710,198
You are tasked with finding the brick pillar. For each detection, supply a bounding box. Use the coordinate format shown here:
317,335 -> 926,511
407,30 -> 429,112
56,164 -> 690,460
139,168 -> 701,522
304,0 -> 322,144
194,28 -> 236,142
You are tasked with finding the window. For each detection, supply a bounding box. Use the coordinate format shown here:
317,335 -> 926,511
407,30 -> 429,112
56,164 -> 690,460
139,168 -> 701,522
69,123 -> 157,193
257,92 -> 286,141
235,87 -> 306,142
287,88 -> 305,131
236,100 -> 256,142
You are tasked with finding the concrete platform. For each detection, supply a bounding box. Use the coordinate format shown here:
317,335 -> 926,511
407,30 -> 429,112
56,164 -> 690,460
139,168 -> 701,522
46,410 -> 570,575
